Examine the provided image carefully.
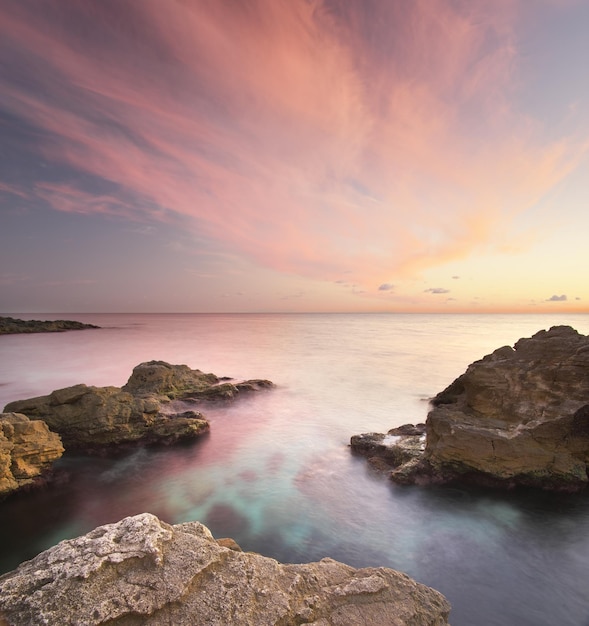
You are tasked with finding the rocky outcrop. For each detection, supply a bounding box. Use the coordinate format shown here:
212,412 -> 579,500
417,325 -> 589,491
0,316 -> 99,335
0,513 -> 451,625
122,360 -> 274,401
4,362 -> 273,452
360,326 -> 589,492
4,385 -> 209,450
0,413 -> 64,498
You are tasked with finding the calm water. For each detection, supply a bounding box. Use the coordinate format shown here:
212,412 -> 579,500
1,313 -> 589,626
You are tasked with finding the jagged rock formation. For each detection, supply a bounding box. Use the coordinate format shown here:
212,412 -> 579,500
413,325 -> 589,491
122,360 -> 274,401
0,316 -> 99,335
0,513 -> 451,625
350,424 -> 427,472
4,362 -> 273,452
353,326 -> 589,492
0,413 -> 64,498
4,384 -> 209,450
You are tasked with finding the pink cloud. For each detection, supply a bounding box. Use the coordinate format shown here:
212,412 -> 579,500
34,182 -> 142,219
0,181 -> 29,199
0,0 -> 586,295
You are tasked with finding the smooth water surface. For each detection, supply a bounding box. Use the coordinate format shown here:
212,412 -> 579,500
1,313 -> 589,625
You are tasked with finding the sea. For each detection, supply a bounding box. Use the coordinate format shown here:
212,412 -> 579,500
1,312 -> 589,626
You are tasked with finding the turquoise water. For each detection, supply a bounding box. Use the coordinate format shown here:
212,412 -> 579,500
1,313 -> 589,625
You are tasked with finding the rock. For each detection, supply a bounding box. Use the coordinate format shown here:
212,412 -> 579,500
122,361 -> 220,398
4,385 -> 209,451
0,316 -> 99,335
393,326 -> 589,491
0,413 -> 64,498
122,361 -> 274,401
4,362 -> 274,452
350,424 -> 427,470
0,513 -> 451,625
216,537 -> 243,551
183,379 -> 275,402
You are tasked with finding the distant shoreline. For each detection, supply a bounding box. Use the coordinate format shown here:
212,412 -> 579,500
0,316 -> 100,335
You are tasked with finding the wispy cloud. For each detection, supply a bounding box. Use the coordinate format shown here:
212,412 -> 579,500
0,272 -> 30,286
0,182 -> 29,199
40,279 -> 97,287
34,182 -> 141,219
0,0 -> 586,296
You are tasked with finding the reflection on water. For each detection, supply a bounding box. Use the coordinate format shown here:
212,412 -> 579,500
1,313 -> 589,626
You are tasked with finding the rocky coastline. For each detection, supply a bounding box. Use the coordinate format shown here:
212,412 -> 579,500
1,360 -> 274,497
10,326 -> 587,622
6,325 -> 586,623
0,513 -> 451,625
0,316 -> 100,335
351,325 -> 589,492
0,358 -> 454,625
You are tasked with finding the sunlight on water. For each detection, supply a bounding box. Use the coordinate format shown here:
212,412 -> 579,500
1,313 -> 589,626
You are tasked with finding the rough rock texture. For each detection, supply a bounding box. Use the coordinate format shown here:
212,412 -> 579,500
4,384 -> 208,451
122,360 -> 274,401
0,316 -> 99,335
3,362 -> 273,451
0,513 -> 451,626
0,413 -> 64,497
392,326 -> 589,491
122,361 -> 220,398
350,424 -> 427,472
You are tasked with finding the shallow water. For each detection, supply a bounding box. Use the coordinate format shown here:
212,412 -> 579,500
1,312 -> 589,625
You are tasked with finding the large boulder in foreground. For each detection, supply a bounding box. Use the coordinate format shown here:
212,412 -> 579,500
0,513 -> 451,625
392,326 -> 589,491
4,362 -> 273,451
0,413 -> 64,498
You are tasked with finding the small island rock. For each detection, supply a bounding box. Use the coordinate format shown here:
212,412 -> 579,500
0,513 -> 451,626
0,412 -> 64,498
0,316 -> 99,335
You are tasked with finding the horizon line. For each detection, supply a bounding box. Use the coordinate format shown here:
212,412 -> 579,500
2,310 -> 588,317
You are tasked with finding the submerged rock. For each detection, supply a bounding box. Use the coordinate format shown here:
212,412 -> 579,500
0,316 -> 99,335
0,513 -> 451,625
350,424 -> 427,472
381,326 -> 589,492
4,362 -> 273,452
0,412 -> 64,498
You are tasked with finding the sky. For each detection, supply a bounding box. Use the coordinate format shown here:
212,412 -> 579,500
1,0 -> 588,314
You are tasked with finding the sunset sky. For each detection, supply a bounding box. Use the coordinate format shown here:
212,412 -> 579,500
1,0 -> 588,313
